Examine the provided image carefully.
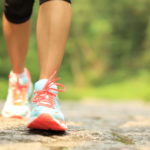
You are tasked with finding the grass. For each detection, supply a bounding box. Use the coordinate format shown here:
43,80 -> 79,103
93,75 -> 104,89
1,70 -> 150,101
0,78 -> 8,100
59,70 -> 150,101
112,131 -> 135,145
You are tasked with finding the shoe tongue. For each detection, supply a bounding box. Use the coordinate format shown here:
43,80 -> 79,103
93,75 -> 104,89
35,79 -> 58,93
9,71 -> 28,85
35,79 -> 48,91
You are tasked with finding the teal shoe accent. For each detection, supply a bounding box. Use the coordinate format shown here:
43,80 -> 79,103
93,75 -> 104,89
29,79 -> 65,123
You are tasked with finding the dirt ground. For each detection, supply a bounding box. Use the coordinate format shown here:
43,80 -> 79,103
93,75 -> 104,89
0,100 -> 150,150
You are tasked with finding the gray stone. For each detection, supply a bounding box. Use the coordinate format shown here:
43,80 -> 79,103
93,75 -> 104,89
0,100 -> 150,150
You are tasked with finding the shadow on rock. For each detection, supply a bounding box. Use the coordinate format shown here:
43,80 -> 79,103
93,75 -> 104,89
28,129 -> 67,136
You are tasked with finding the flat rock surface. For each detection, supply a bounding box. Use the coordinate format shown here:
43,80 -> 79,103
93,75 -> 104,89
0,100 -> 150,150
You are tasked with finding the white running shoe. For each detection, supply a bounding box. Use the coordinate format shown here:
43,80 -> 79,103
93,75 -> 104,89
1,68 -> 33,119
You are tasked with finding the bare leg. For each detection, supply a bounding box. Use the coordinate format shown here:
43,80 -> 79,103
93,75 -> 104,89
37,1 -> 71,79
3,14 -> 31,73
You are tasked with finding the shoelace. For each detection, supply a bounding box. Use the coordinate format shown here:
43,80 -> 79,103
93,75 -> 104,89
32,71 -> 65,108
9,74 -> 29,102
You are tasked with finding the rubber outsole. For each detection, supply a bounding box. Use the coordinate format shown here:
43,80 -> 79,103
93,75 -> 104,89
11,115 -> 24,119
27,113 -> 67,131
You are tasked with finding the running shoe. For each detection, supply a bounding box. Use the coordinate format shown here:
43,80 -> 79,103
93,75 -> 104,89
1,68 -> 33,119
27,72 -> 67,131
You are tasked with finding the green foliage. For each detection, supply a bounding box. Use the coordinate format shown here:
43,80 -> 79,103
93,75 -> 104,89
1,0 -> 150,100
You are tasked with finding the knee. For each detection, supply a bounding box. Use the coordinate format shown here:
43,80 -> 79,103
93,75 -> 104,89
4,0 -> 34,24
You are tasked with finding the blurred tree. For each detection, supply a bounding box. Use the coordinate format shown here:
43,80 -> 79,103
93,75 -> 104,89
0,0 -> 150,87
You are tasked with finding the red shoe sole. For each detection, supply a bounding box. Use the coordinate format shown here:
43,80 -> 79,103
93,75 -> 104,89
27,113 -> 67,131
11,115 -> 24,119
